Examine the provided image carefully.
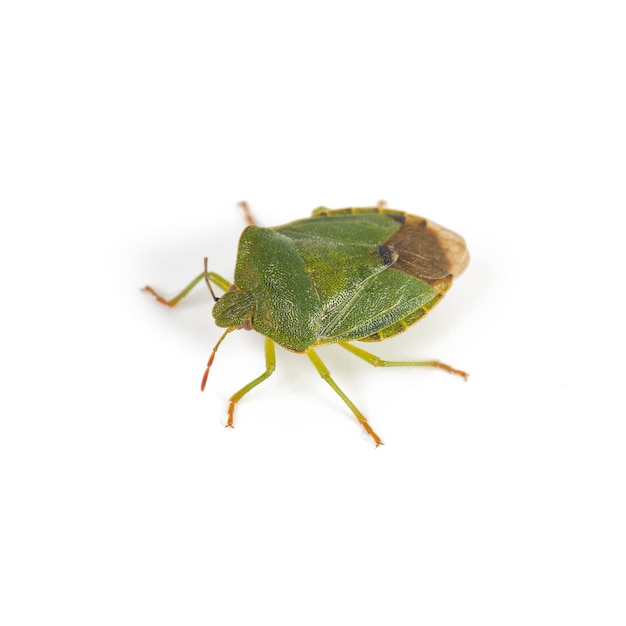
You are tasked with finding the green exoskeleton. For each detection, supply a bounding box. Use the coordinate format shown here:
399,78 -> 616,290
144,202 -> 469,446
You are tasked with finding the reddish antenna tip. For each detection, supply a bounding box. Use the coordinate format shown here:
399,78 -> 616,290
200,352 -> 216,391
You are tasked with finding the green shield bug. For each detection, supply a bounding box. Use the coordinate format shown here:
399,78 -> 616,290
144,201 -> 469,446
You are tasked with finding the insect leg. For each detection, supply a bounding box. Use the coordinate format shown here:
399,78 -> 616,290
307,349 -> 383,447
339,342 -> 468,380
143,271 -> 231,307
226,337 -> 276,428
238,201 -> 257,226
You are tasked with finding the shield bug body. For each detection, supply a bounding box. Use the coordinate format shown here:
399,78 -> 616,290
144,203 -> 469,446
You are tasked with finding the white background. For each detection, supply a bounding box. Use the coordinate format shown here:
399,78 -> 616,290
1,1 -> 625,624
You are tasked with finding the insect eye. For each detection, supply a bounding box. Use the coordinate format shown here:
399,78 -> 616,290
243,318 -> 252,331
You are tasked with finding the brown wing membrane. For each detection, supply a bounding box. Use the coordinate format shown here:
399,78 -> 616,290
386,214 -> 469,283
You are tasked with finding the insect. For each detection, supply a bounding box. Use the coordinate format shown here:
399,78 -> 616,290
144,202 -> 469,446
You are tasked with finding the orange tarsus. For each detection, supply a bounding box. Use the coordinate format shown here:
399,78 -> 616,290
142,285 -> 172,307
226,402 -> 235,428
435,361 -> 469,381
363,423 -> 383,447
